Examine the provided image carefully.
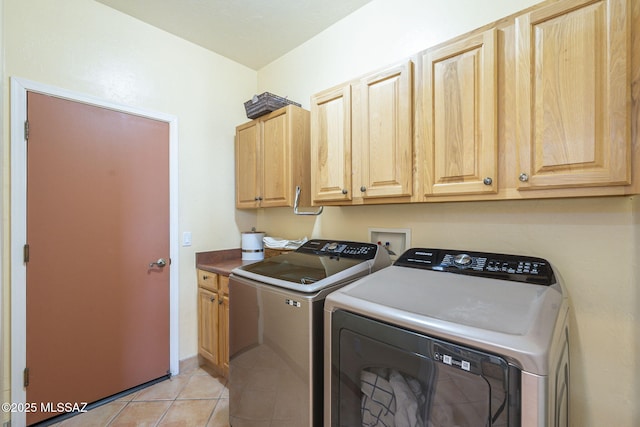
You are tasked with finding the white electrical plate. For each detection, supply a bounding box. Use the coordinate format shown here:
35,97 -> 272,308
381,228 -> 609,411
182,231 -> 192,247
368,228 -> 411,260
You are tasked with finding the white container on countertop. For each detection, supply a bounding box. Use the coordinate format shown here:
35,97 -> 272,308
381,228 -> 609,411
241,231 -> 265,261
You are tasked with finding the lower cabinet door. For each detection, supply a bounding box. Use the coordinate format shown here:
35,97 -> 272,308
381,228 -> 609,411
198,287 -> 220,365
220,293 -> 230,376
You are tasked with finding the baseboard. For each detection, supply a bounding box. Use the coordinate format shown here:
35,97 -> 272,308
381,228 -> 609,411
178,355 -> 199,374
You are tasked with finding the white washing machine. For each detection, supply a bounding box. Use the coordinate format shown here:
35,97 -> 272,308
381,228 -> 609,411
324,247 -> 570,427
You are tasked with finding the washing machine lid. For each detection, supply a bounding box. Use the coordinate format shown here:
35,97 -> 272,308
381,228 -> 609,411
336,266 -> 560,335
325,248 -> 568,374
231,239 -> 391,293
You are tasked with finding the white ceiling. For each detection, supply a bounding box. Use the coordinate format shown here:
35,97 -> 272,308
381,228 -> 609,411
95,0 -> 373,70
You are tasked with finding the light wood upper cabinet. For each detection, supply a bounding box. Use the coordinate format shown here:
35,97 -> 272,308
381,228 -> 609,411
303,0 -> 639,205
311,60 -> 414,205
235,105 -> 310,208
354,61 -> 413,199
235,121 -> 261,207
422,29 -> 498,197
310,84 -> 352,203
515,0 -> 630,190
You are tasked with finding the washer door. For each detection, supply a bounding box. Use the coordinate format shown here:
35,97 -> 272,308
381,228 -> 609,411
330,310 -> 520,426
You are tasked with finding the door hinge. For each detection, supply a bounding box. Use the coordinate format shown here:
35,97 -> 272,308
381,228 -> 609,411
23,244 -> 30,263
23,367 -> 29,388
24,120 -> 29,141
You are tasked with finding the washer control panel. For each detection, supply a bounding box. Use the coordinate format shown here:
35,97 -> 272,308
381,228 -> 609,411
395,248 -> 555,285
296,239 -> 378,260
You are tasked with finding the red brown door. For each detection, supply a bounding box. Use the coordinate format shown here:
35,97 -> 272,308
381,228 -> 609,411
25,92 -> 170,425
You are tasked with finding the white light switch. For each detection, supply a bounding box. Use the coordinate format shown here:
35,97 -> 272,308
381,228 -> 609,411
182,231 -> 192,247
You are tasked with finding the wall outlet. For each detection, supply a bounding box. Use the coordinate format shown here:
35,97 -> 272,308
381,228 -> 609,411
369,228 -> 411,260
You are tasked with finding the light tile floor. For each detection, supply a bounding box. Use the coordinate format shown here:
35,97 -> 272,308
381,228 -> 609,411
49,366 -> 229,427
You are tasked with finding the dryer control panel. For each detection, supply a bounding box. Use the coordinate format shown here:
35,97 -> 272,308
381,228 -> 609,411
296,239 -> 379,260
394,248 -> 556,286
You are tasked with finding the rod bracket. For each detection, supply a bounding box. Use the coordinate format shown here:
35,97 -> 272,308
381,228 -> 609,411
293,186 -> 323,216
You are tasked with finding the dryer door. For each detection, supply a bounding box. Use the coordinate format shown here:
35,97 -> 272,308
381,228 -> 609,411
329,310 -> 520,426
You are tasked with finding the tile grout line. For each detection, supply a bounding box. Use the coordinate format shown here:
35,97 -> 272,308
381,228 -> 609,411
205,398 -> 222,426
107,368 -> 192,426
155,368 -> 195,426
151,400 -> 173,427
102,400 -> 128,427
57,367 -> 228,426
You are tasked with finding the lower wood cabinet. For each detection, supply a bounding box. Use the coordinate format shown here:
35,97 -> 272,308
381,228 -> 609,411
197,269 -> 229,377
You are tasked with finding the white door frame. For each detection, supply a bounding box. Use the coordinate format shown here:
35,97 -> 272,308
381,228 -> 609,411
10,77 -> 180,427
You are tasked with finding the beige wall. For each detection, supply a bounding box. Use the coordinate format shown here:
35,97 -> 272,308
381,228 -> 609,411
1,0 -> 638,426
1,0 -> 258,420
257,0 -> 639,426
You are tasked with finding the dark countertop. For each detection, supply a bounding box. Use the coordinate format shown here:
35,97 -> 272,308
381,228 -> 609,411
196,248 -> 246,276
196,247 -> 294,276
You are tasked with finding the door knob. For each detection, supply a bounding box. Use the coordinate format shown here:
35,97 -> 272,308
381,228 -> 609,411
149,258 -> 167,268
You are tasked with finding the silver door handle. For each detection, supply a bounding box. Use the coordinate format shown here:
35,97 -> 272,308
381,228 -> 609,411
149,258 -> 167,268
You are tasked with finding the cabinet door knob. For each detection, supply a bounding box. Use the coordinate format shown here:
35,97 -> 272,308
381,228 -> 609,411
209,296 -> 215,302
342,189 -> 348,195
483,177 -> 493,185
519,173 -> 529,182
360,186 -> 367,192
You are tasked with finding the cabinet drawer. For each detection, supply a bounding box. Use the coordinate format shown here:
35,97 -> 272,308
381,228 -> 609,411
219,275 -> 229,295
197,269 -> 218,292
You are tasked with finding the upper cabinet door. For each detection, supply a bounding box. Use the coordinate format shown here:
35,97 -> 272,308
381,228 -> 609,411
515,0 -> 630,190
422,29 -> 498,196
311,84 -> 353,203
235,121 -> 261,208
261,109 -> 291,207
354,61 -> 414,199
235,106 -> 310,209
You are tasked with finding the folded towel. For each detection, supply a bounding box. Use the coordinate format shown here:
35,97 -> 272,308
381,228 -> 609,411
263,236 -> 308,250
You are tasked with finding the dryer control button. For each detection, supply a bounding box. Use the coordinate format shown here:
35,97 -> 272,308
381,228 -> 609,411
453,254 -> 472,267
